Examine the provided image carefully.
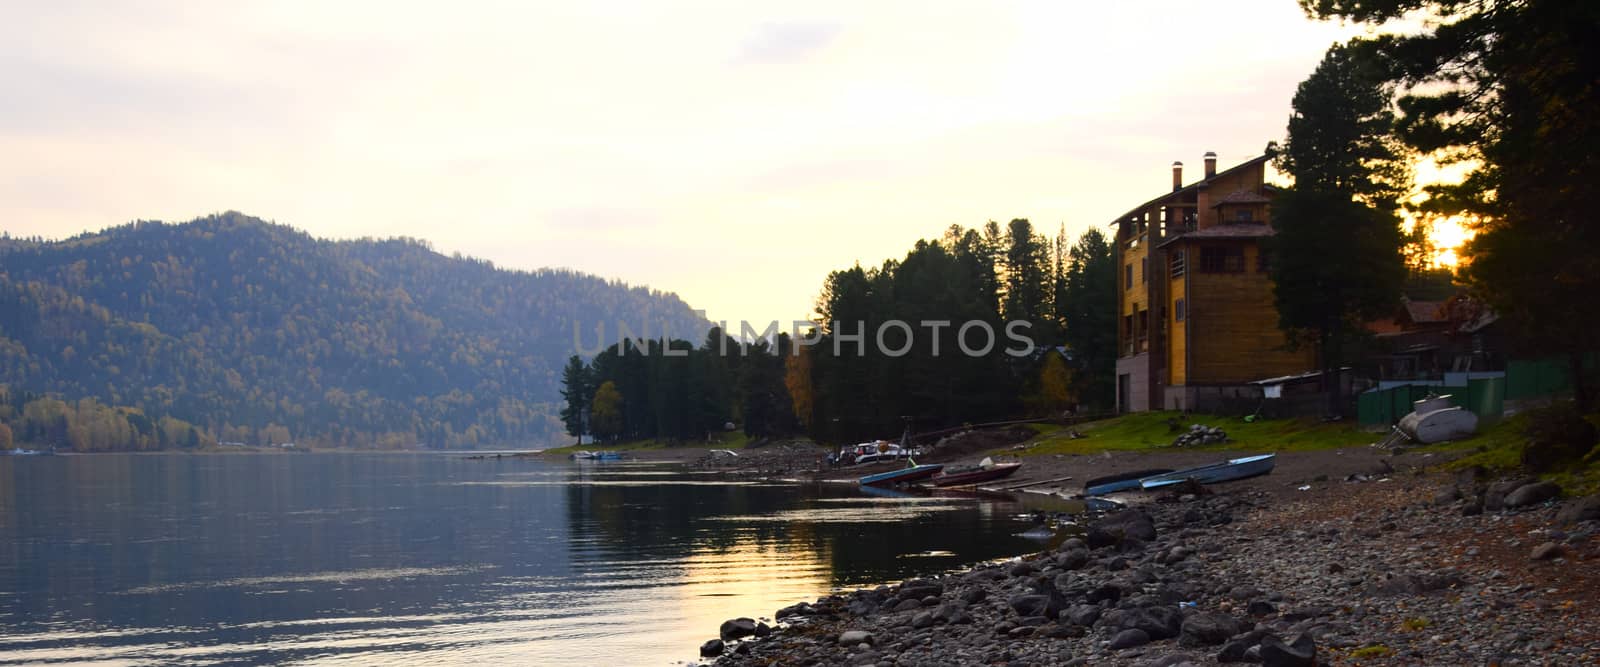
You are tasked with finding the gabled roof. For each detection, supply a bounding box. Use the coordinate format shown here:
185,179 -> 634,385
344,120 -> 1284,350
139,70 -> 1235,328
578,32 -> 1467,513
1403,299 -> 1447,324
1108,154 -> 1271,226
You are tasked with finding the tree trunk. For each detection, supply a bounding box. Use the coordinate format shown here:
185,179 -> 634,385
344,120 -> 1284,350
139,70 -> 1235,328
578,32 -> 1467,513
1323,318 -> 1343,419
1570,350 -> 1591,412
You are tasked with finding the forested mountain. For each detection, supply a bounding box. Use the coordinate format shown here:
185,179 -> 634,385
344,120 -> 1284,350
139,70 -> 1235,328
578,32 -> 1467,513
0,212 -> 709,450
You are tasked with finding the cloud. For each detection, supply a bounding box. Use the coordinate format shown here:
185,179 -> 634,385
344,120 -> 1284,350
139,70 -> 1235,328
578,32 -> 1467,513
733,22 -> 842,64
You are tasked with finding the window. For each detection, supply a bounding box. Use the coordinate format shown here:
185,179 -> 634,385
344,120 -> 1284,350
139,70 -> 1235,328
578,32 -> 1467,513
1256,249 -> 1270,273
1170,250 -> 1186,277
1125,263 -> 1133,290
1140,257 -> 1148,283
1199,246 -> 1245,273
1174,298 -> 1186,322
1234,208 -> 1254,222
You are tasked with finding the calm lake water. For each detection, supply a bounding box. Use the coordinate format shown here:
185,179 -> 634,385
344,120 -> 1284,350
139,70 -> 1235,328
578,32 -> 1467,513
0,453 -> 1065,665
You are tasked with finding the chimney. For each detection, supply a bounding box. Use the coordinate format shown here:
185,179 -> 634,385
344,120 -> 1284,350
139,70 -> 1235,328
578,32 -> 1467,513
1204,151 -> 1217,178
1172,161 -> 1183,192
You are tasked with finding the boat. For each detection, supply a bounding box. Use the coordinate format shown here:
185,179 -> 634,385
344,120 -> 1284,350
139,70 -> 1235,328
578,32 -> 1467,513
4,448 -> 42,456
858,463 -> 944,487
569,450 -> 597,460
1082,468 -> 1176,496
1137,454 -> 1276,490
841,440 -> 921,465
930,462 -> 1023,487
857,484 -> 919,500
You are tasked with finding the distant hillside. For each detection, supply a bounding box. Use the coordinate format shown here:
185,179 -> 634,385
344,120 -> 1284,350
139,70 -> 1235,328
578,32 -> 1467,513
0,212 -> 709,449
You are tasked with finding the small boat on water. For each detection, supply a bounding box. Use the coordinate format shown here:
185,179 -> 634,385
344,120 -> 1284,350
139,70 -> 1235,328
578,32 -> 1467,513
570,450 -> 622,461
1137,454 -> 1276,490
1082,468 -> 1176,496
4,448 -> 42,456
858,463 -> 944,487
930,461 -> 1023,487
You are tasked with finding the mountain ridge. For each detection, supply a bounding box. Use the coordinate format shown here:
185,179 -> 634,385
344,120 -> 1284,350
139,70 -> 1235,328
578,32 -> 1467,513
0,212 -> 710,449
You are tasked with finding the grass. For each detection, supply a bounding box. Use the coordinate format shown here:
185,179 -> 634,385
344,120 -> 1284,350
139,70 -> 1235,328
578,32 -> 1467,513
1349,644 -> 1394,659
542,431 -> 755,455
1015,410 -> 1383,457
1435,409 -> 1600,496
1399,616 -> 1431,632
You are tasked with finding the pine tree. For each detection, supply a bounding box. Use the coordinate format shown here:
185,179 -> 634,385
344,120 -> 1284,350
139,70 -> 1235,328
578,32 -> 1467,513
1267,42 -> 1407,416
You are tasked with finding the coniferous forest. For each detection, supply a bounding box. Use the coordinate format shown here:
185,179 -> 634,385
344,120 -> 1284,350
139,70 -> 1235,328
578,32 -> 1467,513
560,220 -> 1118,446
0,212 -> 709,450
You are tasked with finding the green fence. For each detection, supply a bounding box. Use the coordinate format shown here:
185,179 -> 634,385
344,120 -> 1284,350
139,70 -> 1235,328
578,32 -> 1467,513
1357,376 -> 1506,427
1505,357 -> 1571,400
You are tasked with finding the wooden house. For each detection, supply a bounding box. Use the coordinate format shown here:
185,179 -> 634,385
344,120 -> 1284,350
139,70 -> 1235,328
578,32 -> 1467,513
1112,152 -> 1316,412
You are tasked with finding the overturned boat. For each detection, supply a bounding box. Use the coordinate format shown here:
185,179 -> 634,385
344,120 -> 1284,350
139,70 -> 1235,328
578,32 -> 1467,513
1137,453 -> 1276,490
1082,468 -> 1176,496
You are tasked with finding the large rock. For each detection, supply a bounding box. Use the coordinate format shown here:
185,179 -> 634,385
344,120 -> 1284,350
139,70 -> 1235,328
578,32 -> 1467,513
775,602 -> 814,619
1089,510 -> 1159,545
1531,542 -> 1566,561
1064,604 -> 1102,626
1102,607 -> 1182,640
719,617 -> 757,641
1504,481 -> 1562,508
1180,612 -> 1240,646
1259,633 -> 1316,667
837,629 -> 874,646
897,578 -> 944,601
699,639 -> 724,657
1217,629 -> 1268,663
1556,495 -> 1600,525
1008,593 -> 1056,619
1057,547 -> 1090,570
1110,628 -> 1152,649
933,601 -> 973,625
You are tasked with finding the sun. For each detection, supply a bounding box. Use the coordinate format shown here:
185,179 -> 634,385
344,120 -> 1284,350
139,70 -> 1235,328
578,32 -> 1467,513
1405,158 -> 1479,269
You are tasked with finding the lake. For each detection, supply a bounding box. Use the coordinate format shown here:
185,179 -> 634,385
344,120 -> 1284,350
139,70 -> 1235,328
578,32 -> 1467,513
0,453 -> 1066,665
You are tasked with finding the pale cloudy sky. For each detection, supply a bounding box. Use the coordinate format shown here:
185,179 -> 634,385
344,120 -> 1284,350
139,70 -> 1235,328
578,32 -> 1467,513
1,1 -> 1361,325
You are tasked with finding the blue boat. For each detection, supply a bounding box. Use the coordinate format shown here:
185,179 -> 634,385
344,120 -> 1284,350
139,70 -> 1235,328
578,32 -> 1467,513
1137,454 -> 1276,490
858,463 -> 944,487
1082,468 -> 1176,496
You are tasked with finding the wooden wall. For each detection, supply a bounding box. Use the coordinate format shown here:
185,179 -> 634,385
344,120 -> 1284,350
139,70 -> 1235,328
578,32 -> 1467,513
1184,240 -> 1315,383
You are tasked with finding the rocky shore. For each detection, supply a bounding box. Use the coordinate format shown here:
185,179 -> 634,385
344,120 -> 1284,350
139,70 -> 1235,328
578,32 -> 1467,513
694,469 -> 1600,666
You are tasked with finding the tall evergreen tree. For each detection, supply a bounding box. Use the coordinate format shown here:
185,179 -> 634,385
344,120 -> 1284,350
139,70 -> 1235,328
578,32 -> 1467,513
1061,228 -> 1117,410
1267,42 -> 1407,416
1304,0 -> 1600,408
558,355 -> 593,440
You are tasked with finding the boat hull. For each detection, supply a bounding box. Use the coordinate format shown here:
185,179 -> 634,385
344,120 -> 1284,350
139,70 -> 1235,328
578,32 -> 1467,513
859,464 -> 944,487
930,462 -> 1023,487
1138,454 -> 1276,489
1082,468 -> 1176,496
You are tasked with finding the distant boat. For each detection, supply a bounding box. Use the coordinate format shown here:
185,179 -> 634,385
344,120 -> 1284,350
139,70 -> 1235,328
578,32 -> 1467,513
930,462 -> 1023,487
1082,468 -> 1176,496
1137,454 -> 1276,490
593,451 -> 622,461
858,463 -> 944,487
4,448 -> 42,456
570,450 -> 596,460
840,440 -> 920,466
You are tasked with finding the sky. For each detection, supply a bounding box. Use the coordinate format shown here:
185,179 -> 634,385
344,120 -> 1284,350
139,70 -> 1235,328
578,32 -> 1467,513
1,1 -> 1367,326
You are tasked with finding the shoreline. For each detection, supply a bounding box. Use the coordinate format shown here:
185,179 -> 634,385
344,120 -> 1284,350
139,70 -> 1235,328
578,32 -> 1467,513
693,450 -> 1600,666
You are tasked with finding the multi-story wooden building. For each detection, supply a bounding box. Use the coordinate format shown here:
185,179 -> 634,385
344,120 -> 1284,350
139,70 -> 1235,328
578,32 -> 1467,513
1112,152 -> 1316,412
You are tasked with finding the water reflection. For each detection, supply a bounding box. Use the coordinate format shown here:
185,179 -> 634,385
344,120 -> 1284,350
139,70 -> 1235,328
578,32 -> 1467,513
0,454 -> 1055,665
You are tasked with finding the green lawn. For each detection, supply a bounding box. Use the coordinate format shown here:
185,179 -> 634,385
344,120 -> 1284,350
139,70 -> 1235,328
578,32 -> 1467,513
1018,409 -> 1600,495
1018,411 -> 1383,456
1437,411 -> 1600,496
